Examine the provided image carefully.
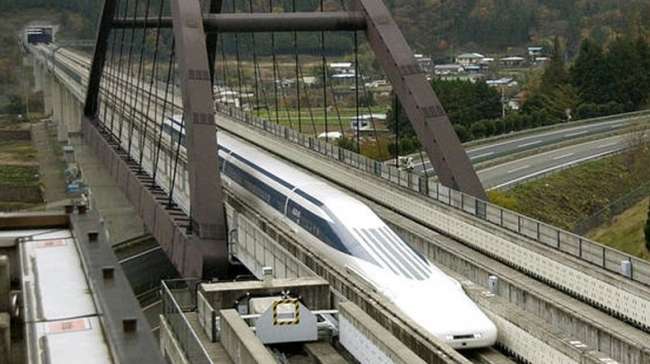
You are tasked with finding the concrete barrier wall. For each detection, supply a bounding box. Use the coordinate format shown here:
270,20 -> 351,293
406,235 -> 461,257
338,302 -> 426,364
219,309 -> 276,364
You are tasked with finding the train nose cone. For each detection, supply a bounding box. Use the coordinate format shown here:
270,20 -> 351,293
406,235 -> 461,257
391,280 -> 497,349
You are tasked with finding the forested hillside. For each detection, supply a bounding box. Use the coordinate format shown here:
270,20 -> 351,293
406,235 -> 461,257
4,0 -> 650,56
388,0 -> 650,56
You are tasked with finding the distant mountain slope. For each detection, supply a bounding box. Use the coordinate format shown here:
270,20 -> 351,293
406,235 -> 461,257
388,0 -> 650,56
2,0 -> 649,59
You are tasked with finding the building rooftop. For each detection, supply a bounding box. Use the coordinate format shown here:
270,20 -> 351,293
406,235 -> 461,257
457,52 -> 485,59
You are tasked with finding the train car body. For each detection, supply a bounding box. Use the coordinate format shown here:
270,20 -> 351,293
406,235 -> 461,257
162,116 -> 497,349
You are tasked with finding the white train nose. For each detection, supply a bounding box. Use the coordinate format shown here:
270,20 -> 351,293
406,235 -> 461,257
390,280 -> 497,349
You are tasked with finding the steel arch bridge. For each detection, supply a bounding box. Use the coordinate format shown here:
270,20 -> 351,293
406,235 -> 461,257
81,0 -> 485,278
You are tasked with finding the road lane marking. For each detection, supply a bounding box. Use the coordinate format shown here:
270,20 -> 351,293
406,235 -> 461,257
518,140 -> 542,148
488,149 -> 623,190
565,131 -> 587,137
470,151 -> 494,160
507,165 -> 530,174
599,142 -> 618,148
552,153 -> 574,160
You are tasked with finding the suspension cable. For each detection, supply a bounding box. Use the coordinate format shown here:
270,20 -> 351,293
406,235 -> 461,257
320,0 -> 328,141
128,0 -> 151,159
102,1 -> 121,127
118,0 -> 141,146
354,31 -> 360,153
151,40 -> 175,187
139,0 -> 165,170
168,113 -> 184,207
296,62 -> 318,135
394,93 -> 399,167
109,0 -> 129,137
292,0 -> 301,132
232,0 -> 244,108
269,0 -> 280,124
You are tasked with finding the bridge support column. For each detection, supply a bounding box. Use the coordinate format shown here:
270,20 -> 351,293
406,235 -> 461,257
42,71 -> 52,117
51,82 -> 64,142
170,0 -> 228,277
64,91 -> 80,138
32,62 -> 42,92
57,86 -> 70,143
72,99 -> 82,135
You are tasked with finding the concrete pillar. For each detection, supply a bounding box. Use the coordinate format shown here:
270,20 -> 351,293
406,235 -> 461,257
43,70 -> 52,116
56,85 -> 68,143
0,313 -> 9,361
33,62 -> 42,91
0,256 -> 9,313
52,81 -> 61,123
70,99 -> 81,134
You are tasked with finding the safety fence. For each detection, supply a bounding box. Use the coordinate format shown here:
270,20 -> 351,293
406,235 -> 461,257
161,279 -> 214,364
574,182 -> 650,235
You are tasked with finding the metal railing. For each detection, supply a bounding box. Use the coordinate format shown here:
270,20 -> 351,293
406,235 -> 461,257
161,279 -> 215,364
197,289 -> 218,342
216,103 -> 650,287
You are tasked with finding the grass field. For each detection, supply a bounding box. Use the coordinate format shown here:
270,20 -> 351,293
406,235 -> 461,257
0,165 -> 40,186
587,198 -> 650,260
249,106 -> 390,133
488,145 -> 650,260
489,148 -> 650,230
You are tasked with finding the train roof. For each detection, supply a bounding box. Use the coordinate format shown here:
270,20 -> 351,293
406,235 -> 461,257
219,132 -> 385,228
16,228 -> 114,364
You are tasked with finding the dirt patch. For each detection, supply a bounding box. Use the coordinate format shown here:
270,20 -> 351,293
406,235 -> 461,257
0,185 -> 42,203
0,129 -> 30,139
0,140 -> 38,166
0,122 -> 43,211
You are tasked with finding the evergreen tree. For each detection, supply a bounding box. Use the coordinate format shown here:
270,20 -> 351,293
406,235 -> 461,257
604,37 -> 643,110
540,36 -> 569,94
386,79 -> 501,139
570,39 -> 609,104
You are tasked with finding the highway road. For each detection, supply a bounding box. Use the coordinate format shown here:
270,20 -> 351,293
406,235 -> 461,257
411,115 -> 646,174
478,134 -> 629,189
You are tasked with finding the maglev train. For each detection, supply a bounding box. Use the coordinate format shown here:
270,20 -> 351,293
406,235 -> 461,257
162,116 -> 497,349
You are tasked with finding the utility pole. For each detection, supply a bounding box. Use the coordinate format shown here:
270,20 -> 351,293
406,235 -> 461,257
501,86 -> 506,119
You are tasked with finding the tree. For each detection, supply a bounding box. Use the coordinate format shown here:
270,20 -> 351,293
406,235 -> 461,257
570,39 -> 608,104
540,36 -> 569,94
386,80 -> 501,141
604,37 -> 645,110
